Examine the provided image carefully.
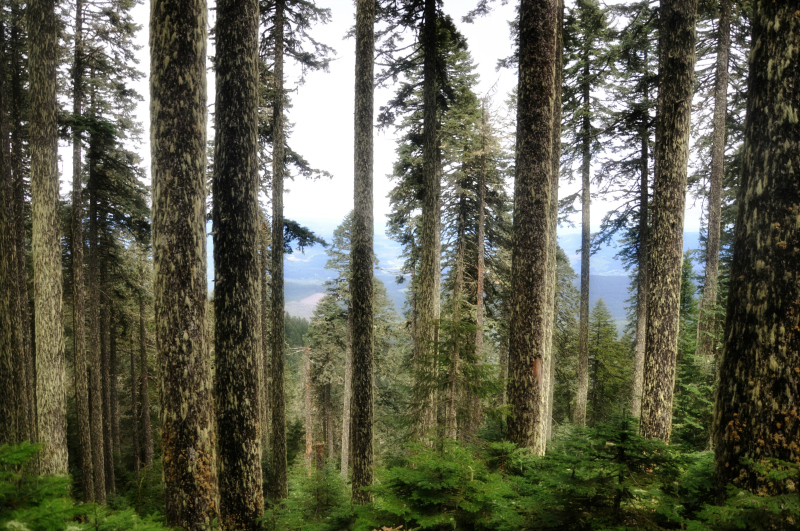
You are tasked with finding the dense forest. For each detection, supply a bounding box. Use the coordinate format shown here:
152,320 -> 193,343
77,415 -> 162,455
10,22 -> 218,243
0,0 -> 798,530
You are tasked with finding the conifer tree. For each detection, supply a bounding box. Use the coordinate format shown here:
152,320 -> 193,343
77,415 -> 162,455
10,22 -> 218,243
30,0 -> 67,475
640,0 -> 698,442
213,0 -> 263,524
714,0 -> 799,497
506,0 -> 556,454
150,0 -> 218,526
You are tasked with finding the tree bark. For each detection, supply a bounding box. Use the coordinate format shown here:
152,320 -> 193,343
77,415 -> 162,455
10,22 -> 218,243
151,0 -> 219,526
350,0 -> 375,504
30,0 -> 68,475
110,316 -> 120,457
545,0 -> 564,442
270,0 -> 289,500
70,0 -> 93,499
101,280 -> 115,495
640,0 -> 697,442
213,0 -> 263,524
139,292 -> 153,468
260,217 -> 270,449
304,347 -> 313,471
130,326 -> 139,479
575,45 -> 591,428
713,0 -> 799,497
631,105 -> 650,418
413,0 -> 440,440
695,0 -> 730,361
507,0 -> 556,454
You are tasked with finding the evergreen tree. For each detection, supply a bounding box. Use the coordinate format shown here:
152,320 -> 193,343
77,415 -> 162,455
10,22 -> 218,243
586,299 -> 631,426
150,0 -> 218,527
714,0 -> 799,497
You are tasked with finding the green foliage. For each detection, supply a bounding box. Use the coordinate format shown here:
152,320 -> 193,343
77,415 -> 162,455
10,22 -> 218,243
365,441 -> 522,531
285,314 -> 310,348
264,462 -> 354,531
587,300 -> 632,425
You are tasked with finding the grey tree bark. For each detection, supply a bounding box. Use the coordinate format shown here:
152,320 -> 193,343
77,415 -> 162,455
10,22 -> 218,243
30,0 -> 68,475
150,0 -> 219,526
213,0 -> 264,525
640,0 -> 697,442
506,0 -> 556,455
713,0 -> 799,498
350,0 -> 375,504
696,0 -> 730,361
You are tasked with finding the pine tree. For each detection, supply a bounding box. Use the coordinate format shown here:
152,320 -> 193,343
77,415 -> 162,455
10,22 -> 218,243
150,0 -> 218,526
639,0 -> 698,442
586,299 -> 631,425
30,0 -> 68,475
351,0 -> 375,504
213,0 -> 263,525
506,0 -> 556,454
713,0 -> 799,497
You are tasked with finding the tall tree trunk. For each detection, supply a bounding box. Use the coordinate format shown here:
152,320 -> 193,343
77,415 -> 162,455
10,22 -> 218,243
545,0 -> 564,442
713,0 -> 799,497
70,0 -> 93,499
350,0 -> 375,504
445,195 -> 467,440
507,0 -> 556,455
631,107 -> 650,418
110,316 -> 120,456
88,143 -> 106,503
260,217 -> 270,449
150,0 -> 219,526
270,0 -> 289,501
324,383 -> 333,460
696,0 -> 730,361
100,279 -> 115,495
340,307 -> 352,477
30,0 -> 67,475
0,13 -> 18,447
139,292 -> 153,468
304,347 -> 313,472
213,0 -> 263,524
10,2 -> 34,442
130,326 -> 139,479
575,53 -> 591,427
413,0 -> 440,440
640,0 -> 697,442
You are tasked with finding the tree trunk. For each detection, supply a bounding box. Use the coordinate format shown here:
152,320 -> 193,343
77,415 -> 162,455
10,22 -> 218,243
110,316 -> 120,457
260,217 -> 270,449
70,0 -> 93,499
324,383 -> 333,460
139,292 -> 153,468
695,0 -> 730,361
631,108 -> 650,418
213,0 -> 263,524
640,0 -> 697,442
101,281 -> 115,495
575,50 -> 591,428
340,307 -> 352,477
30,0 -> 68,475
413,0 -> 440,440
445,194 -> 467,440
545,0 -> 564,442
150,0 -> 219,526
130,326 -> 139,479
507,0 -> 556,455
304,347 -> 313,472
350,0 -> 375,504
270,0 -> 289,501
713,0 -> 799,498
88,143 -> 106,503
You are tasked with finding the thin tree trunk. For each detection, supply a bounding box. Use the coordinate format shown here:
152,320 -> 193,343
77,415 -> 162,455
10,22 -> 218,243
130,325 -> 139,479
110,316 -> 120,456
445,195 -> 467,440
213,0 -> 263,524
340,307 -> 352,477
88,141 -> 106,503
640,0 -> 697,442
351,0 -> 375,504
260,217 -> 270,449
150,0 -> 219,526
324,383 -> 333,460
30,0 -> 67,475
696,0 -> 730,361
270,0 -> 289,500
70,0 -> 93,499
101,282 -> 115,495
713,0 -> 799,497
545,0 -> 564,443
413,0 -> 440,440
575,52 -> 591,428
507,0 -> 556,455
631,100 -> 650,418
304,347 -> 313,472
139,292 -> 153,468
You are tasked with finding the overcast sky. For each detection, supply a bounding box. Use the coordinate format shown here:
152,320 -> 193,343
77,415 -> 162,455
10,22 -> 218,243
60,0 -> 705,242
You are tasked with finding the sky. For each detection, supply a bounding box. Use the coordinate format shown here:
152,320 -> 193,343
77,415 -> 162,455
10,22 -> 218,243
59,0 -> 707,246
